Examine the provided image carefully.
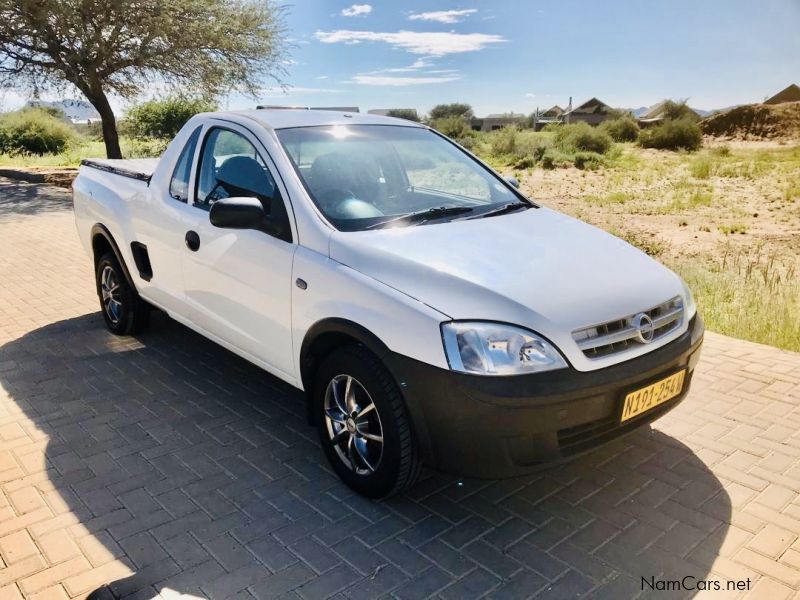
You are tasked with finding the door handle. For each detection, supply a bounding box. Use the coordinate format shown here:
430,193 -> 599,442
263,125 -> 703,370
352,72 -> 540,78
185,230 -> 200,252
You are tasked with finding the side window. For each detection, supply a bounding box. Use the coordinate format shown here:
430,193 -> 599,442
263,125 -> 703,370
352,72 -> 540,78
195,128 -> 279,209
169,126 -> 201,202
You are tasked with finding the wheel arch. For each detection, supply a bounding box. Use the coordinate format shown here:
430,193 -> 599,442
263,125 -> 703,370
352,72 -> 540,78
300,318 -> 394,398
299,317 -> 433,467
90,224 -> 138,293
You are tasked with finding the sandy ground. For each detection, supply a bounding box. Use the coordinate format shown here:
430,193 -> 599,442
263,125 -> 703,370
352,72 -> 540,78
518,141 -> 800,269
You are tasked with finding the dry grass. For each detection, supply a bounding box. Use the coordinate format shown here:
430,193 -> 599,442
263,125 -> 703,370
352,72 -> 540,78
512,141 -> 800,351
674,246 -> 799,351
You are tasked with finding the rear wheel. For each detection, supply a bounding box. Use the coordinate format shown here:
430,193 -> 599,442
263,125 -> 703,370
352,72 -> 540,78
95,253 -> 149,335
314,346 -> 421,498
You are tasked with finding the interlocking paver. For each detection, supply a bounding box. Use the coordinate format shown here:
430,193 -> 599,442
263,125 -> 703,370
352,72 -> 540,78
0,530 -> 40,564
748,523 -> 796,559
2,177 -> 800,598
393,566 -> 453,600
374,538 -> 432,577
248,563 -> 314,600
36,529 -> 80,565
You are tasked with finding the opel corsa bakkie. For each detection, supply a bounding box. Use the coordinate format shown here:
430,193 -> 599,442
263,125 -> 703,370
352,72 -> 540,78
73,109 -> 704,497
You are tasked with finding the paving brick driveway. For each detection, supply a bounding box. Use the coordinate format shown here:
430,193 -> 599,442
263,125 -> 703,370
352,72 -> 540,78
1,177 -> 800,599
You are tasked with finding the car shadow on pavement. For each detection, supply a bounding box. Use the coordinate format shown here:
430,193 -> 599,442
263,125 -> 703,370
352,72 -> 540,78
0,177 -> 72,219
0,311 -> 733,599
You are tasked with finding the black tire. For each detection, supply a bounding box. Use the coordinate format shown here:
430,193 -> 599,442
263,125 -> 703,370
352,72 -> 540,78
314,345 -> 421,498
95,253 -> 150,335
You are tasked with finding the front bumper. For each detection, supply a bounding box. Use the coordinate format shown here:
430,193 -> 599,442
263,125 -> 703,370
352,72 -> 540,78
388,314 -> 704,479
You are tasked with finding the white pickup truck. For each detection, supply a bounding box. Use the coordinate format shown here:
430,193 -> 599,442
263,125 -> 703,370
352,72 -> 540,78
73,109 -> 703,497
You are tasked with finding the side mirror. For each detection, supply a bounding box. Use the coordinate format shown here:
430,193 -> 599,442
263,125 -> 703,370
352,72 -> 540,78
209,197 -> 266,230
209,196 -> 291,241
504,176 -> 520,189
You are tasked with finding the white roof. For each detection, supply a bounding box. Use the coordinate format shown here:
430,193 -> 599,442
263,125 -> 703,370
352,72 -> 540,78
224,109 -> 425,131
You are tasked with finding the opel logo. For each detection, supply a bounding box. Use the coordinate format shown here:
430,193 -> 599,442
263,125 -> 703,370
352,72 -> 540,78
633,312 -> 655,344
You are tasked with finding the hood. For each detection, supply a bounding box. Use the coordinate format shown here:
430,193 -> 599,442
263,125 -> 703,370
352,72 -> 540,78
329,207 -> 686,371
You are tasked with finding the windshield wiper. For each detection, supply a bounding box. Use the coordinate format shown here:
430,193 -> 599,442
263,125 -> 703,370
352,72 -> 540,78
365,205 -> 474,230
469,202 -> 530,219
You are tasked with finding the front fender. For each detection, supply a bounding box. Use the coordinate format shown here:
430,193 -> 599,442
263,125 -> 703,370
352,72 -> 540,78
292,247 -> 450,465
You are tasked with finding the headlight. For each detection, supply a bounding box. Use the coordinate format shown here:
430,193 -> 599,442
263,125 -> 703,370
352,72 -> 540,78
680,278 -> 697,319
442,322 -> 568,375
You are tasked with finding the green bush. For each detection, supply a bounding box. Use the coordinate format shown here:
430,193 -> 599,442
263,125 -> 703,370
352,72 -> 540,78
541,148 -> 573,169
430,115 -> 472,140
0,108 -> 76,155
600,116 -> 640,142
514,155 -> 536,169
125,137 -> 170,158
661,100 -> 700,122
124,96 -> 216,139
573,151 -> 605,170
428,103 -> 473,121
386,108 -> 419,122
554,122 -> 612,154
456,133 -> 477,150
27,103 -> 69,121
489,126 -> 518,156
639,118 -> 703,151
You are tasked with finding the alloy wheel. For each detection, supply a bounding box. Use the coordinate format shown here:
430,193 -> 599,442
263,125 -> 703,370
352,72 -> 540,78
323,374 -> 384,475
100,265 -> 122,324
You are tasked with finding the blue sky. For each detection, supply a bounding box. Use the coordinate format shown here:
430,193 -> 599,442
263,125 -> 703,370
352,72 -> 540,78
241,0 -> 800,115
2,0 -> 798,117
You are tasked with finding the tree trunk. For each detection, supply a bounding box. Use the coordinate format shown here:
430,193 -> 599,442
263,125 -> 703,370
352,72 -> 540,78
86,89 -> 122,159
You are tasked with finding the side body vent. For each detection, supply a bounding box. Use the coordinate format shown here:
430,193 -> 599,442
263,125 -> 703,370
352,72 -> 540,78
130,242 -> 153,281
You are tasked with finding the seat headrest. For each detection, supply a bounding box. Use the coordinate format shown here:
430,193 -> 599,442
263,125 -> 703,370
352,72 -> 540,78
217,155 -> 274,198
308,151 -> 379,201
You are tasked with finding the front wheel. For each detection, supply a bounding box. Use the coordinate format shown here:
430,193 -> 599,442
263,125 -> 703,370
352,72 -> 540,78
95,253 -> 149,335
314,346 -> 421,498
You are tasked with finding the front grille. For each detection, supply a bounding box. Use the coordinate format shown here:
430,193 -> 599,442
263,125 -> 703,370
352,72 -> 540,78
572,296 -> 684,359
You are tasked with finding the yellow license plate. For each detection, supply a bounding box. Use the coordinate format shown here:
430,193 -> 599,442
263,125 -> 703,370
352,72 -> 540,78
621,370 -> 686,422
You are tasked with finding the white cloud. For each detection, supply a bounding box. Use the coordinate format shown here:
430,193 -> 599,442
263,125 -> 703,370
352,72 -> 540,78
525,93 -> 536,98
315,29 -> 505,56
341,4 -> 372,17
315,75 -> 330,80
375,57 -> 435,73
351,74 -> 461,86
408,9 -> 477,24
410,57 -> 433,68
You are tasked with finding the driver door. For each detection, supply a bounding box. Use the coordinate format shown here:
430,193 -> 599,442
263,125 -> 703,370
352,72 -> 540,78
181,123 -> 297,383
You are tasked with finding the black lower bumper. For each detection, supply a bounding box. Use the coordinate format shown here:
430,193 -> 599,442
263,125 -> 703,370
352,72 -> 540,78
387,314 -> 705,479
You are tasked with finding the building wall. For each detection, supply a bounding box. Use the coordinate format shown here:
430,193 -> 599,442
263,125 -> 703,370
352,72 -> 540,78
474,117 -> 527,132
566,113 -> 610,126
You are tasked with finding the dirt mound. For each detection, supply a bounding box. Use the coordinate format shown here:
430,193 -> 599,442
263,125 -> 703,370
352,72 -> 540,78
700,101 -> 800,140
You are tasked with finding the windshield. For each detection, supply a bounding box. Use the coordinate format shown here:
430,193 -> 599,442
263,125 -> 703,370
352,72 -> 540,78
276,125 -> 528,231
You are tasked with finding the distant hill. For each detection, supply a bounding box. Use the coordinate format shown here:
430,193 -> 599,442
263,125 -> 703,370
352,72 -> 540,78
703,105 -> 742,116
626,104 -> 715,118
25,99 -> 100,123
700,101 -> 800,140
